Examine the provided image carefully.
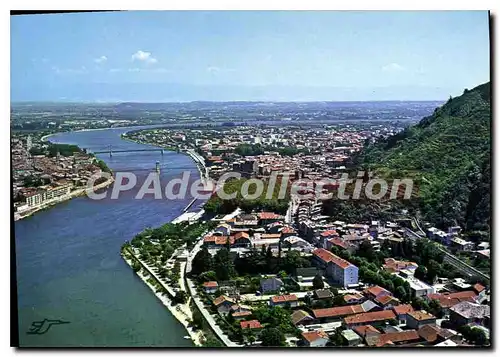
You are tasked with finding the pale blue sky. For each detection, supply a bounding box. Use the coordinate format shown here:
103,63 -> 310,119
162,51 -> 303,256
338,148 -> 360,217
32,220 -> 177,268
11,11 -> 490,101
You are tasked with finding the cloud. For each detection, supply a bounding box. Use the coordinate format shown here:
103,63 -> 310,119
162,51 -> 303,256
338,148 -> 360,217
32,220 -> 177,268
131,50 -> 158,64
94,55 -> 107,63
382,63 -> 405,72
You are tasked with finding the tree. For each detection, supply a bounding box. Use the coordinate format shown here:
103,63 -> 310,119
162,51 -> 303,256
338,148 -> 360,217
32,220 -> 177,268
213,248 -> 236,281
192,247 -> 213,275
260,327 -> 286,346
192,308 -> 204,329
173,291 -> 188,304
312,274 -> 324,290
395,286 -> 408,302
414,266 -> 427,281
202,336 -> 224,347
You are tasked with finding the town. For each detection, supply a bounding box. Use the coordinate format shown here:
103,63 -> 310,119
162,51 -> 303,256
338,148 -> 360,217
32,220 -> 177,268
11,133 -> 113,220
120,121 -> 490,348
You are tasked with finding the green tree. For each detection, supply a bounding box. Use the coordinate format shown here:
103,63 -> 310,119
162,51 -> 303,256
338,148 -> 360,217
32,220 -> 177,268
213,248 -> 236,281
192,246 -> 213,275
260,327 -> 286,347
312,274 -> 325,290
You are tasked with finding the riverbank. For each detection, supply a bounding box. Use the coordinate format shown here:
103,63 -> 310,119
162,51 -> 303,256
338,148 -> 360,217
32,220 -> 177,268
122,248 -> 205,346
14,176 -> 115,221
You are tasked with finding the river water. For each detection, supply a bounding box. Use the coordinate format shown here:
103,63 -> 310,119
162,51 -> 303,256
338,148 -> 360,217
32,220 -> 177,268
14,126 -> 205,347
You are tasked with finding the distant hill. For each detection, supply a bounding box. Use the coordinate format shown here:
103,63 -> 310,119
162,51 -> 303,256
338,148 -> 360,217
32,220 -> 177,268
359,82 -> 491,231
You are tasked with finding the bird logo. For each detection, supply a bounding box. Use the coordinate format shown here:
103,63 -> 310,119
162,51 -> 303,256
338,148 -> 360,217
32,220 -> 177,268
27,319 -> 70,335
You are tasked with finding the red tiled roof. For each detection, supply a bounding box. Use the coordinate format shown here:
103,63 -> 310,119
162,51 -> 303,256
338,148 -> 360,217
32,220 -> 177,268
344,293 -> 364,303
203,281 -> 218,288
408,310 -> 435,321
344,310 -> 396,325
204,235 -> 217,243
328,238 -> 349,250
313,304 -> 365,319
281,226 -> 296,234
271,294 -> 298,303
368,330 -> 420,346
213,295 -> 234,306
312,248 -> 353,269
215,236 -> 235,245
392,304 -> 414,316
261,233 -> 282,239
240,320 -> 262,329
418,324 -> 441,342
473,283 -> 486,293
365,285 -> 392,298
302,330 -> 329,343
258,212 -> 281,220
320,230 -> 338,237
353,325 -> 380,337
427,291 -> 477,308
232,311 -> 252,318
375,295 -> 399,306
233,232 -> 250,240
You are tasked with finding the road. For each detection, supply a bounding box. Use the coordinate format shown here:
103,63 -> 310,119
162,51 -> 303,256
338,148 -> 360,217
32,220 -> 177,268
185,228 -> 242,347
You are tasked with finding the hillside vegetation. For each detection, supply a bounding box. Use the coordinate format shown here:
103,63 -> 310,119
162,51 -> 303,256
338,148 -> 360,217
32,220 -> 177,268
358,82 -> 491,232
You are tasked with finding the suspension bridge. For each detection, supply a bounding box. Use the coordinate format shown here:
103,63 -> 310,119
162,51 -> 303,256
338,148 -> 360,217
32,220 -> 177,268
90,145 -> 166,157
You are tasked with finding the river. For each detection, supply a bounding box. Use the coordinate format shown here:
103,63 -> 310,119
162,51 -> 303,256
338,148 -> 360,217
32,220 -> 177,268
14,126 -> 205,347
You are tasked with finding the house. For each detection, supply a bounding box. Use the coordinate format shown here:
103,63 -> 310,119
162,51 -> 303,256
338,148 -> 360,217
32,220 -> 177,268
344,293 -> 366,305
342,329 -> 362,346
291,310 -> 315,326
280,226 -> 297,238
301,329 -> 329,347
398,274 -> 435,298
426,291 -> 477,315
473,283 -> 487,302
450,237 -> 475,252
314,289 -> 333,300
313,304 -> 365,322
382,258 -> 418,273
353,325 -> 381,340
232,310 -> 252,320
449,301 -> 490,327
270,294 -> 298,307
240,320 -> 263,331
375,295 -> 400,309
283,236 -> 313,252
418,324 -> 456,345
260,277 -> 284,293
258,212 -> 283,225
312,248 -> 358,287
365,330 -> 421,347
213,295 -> 235,315
343,310 -> 397,328
364,285 -> 392,300
360,300 -> 380,313
392,304 -> 414,324
214,223 -> 231,236
203,281 -> 219,294
406,311 -> 436,329
233,232 -> 251,247
325,237 -> 350,252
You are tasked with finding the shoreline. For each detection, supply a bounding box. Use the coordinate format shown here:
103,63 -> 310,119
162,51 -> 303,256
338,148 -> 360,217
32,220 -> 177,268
121,251 -> 205,346
14,176 -> 115,221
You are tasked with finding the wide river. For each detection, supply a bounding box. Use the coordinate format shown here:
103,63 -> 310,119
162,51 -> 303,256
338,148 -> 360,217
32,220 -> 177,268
14,126 -> 206,347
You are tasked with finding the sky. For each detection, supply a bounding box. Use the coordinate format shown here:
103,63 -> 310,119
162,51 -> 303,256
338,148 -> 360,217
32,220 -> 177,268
11,11 -> 490,102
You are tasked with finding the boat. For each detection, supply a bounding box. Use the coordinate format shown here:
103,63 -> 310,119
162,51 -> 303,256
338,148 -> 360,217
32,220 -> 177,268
183,335 -> 191,340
